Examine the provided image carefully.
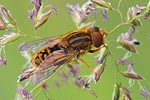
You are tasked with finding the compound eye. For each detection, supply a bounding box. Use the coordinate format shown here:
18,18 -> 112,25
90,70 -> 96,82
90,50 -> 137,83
92,32 -> 103,48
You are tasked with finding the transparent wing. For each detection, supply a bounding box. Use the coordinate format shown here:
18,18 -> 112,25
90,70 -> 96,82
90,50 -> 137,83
19,35 -> 62,51
30,50 -> 78,84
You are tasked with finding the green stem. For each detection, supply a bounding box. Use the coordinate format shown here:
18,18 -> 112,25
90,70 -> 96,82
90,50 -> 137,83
43,90 -> 49,99
108,1 -> 150,35
16,24 -> 40,39
43,89 -> 54,100
143,6 -> 150,15
33,88 -> 42,100
117,0 -> 124,21
108,14 -> 142,35
138,80 -> 144,89
124,15 -> 142,25
109,53 -> 119,82
118,0 -> 122,9
30,84 -> 40,93
112,8 -> 124,22
108,24 -> 122,35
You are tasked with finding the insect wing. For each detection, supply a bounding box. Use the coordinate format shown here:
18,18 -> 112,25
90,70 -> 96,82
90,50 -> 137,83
30,50 -> 78,84
19,35 -> 62,51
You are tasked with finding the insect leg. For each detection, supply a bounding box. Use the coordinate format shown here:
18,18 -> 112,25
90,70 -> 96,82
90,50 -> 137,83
88,45 -> 105,53
77,56 -> 98,76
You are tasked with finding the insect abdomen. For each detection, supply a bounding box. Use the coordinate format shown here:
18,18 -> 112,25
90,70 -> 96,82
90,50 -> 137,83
32,44 -> 60,68
60,31 -> 92,51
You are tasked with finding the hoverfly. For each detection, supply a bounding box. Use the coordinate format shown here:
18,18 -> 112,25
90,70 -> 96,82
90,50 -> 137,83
18,27 -> 107,84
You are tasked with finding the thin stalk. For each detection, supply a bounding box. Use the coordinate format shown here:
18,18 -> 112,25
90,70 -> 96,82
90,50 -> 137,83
108,14 -> 142,35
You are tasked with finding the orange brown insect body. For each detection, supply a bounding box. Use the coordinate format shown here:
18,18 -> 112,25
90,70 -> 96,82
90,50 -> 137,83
18,27 -> 107,83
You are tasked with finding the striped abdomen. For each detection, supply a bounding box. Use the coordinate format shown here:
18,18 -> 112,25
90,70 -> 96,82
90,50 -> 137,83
60,30 -> 92,52
32,44 -> 60,68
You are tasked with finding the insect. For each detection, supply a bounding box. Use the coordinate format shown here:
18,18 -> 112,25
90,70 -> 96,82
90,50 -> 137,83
18,27 -> 107,84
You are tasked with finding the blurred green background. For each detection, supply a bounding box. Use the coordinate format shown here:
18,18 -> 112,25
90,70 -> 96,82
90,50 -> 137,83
0,0 -> 150,100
